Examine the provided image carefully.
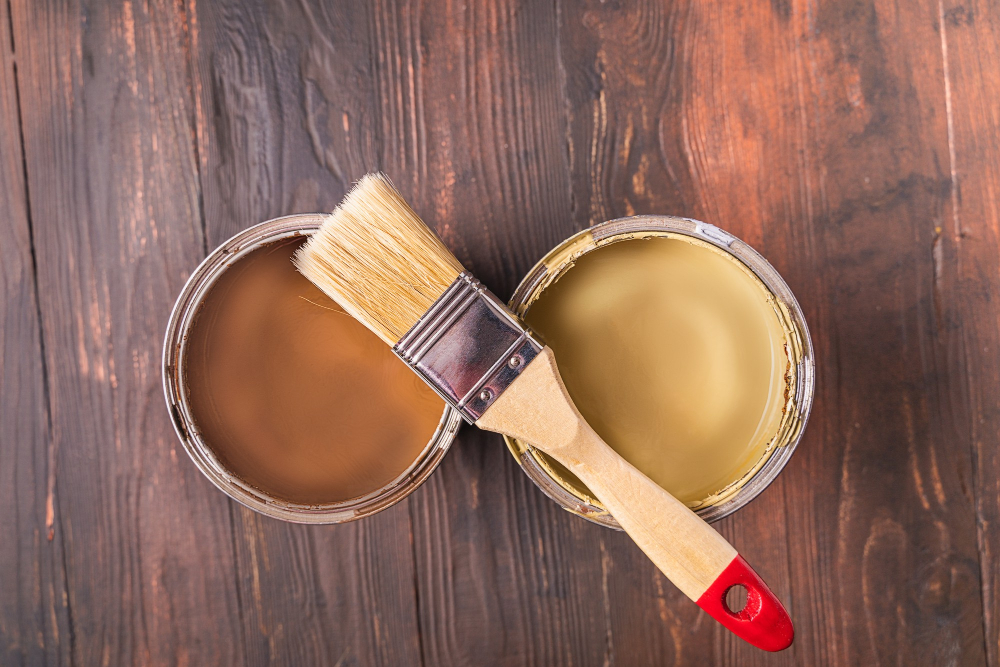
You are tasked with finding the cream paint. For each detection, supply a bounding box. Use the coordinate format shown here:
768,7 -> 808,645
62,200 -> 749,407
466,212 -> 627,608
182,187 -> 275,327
519,234 -> 792,506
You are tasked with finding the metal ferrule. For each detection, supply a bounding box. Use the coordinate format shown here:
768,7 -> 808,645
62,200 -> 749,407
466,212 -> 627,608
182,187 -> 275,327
394,272 -> 543,423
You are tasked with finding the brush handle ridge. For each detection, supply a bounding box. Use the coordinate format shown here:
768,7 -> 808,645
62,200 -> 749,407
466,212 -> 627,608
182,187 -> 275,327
476,346 -> 793,652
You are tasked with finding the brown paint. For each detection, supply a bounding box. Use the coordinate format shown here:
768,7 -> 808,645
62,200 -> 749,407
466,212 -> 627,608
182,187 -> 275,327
182,237 -> 445,505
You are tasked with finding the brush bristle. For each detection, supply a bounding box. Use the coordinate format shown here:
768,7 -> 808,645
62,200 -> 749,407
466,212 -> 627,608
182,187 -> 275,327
294,173 -> 465,345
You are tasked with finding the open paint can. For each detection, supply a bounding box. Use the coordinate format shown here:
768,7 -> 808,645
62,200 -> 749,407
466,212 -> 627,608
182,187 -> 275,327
506,215 -> 815,526
162,215 -> 462,523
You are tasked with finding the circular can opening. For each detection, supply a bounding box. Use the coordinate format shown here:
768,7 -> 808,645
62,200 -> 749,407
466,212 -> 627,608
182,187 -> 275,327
162,214 -> 462,524
505,215 -> 815,527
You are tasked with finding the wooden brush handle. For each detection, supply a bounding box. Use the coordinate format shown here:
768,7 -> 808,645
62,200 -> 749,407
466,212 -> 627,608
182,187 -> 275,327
476,347 -> 793,652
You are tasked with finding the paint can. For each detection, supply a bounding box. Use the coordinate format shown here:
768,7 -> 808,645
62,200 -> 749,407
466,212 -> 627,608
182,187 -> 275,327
505,215 -> 815,526
162,215 -> 462,523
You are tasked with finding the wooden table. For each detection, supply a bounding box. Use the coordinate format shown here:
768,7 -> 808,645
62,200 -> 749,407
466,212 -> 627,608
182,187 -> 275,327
2,0 -> 998,664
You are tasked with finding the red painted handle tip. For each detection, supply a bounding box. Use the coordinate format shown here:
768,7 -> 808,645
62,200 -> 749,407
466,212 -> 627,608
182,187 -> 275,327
695,555 -> 794,652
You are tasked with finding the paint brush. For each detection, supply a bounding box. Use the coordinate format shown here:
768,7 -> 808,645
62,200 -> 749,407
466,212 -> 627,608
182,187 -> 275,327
294,173 -> 793,651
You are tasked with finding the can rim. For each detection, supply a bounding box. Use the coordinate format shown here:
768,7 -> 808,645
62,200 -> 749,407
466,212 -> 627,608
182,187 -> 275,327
161,214 -> 463,524
505,215 -> 816,528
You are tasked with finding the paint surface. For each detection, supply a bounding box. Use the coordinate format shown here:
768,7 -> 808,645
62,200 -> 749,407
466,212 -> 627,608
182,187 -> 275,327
524,236 -> 791,504
183,238 -> 445,505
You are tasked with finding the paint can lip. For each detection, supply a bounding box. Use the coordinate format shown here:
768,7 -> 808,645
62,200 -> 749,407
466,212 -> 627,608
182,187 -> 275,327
505,215 -> 816,529
161,214 -> 463,524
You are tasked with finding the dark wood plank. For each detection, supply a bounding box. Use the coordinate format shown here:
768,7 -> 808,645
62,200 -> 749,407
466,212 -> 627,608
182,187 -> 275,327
387,1 -> 616,664
557,0 -> 990,664
194,0 -> 366,247
550,2 -> 742,664
768,1 -> 986,663
190,1 -> 615,664
0,4 -> 71,665
9,0 -> 246,663
938,0 -> 1000,662
189,1 -> 424,664
555,2 -> 790,664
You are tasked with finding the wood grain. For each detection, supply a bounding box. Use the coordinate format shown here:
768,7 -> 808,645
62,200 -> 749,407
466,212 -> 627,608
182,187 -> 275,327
190,2 -> 426,665
937,0 -> 1000,662
390,2 -> 621,664
8,0 -> 243,663
558,0 -> 993,664
0,3 -> 71,665
2,0 -> 1000,664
